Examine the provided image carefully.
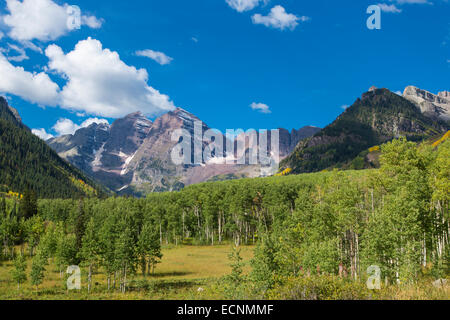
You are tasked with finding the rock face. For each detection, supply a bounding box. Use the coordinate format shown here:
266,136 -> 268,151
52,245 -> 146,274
0,97 -> 25,127
438,91 -> 450,99
48,108 -> 318,195
403,86 -> 450,121
281,88 -> 449,173
8,106 -> 22,123
48,112 -> 153,191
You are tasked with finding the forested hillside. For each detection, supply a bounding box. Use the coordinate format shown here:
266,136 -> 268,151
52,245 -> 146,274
0,97 -> 104,199
281,88 -> 449,173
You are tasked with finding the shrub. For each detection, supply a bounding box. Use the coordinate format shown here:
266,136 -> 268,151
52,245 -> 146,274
267,275 -> 372,300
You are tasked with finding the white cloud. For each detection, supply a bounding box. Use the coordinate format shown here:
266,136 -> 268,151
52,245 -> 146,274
378,4 -> 402,13
250,102 -> 271,114
52,118 -> 81,136
341,104 -> 349,110
377,0 -> 433,13
2,0 -> 103,42
3,43 -> 29,62
52,117 -> 109,136
0,31 -> 4,40
32,128 -> 54,140
136,49 -> 173,65
45,38 -> 176,118
81,117 -> 109,128
252,5 -> 308,31
81,15 -> 103,29
225,0 -> 267,12
191,37 -> 199,43
0,52 -> 60,106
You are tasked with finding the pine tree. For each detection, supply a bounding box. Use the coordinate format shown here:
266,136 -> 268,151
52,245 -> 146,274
0,197 -> 6,217
20,189 -> 38,220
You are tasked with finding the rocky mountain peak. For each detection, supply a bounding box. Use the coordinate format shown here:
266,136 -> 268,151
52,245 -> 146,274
8,106 -> 22,123
124,111 -> 145,118
0,97 -> 21,123
403,86 -> 450,121
438,91 -> 450,99
169,107 -> 202,123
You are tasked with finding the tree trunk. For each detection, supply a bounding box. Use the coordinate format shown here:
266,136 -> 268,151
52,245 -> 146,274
88,264 -> 92,293
123,264 -> 128,293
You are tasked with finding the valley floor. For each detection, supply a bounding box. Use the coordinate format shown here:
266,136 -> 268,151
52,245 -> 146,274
1,244 -> 448,300
0,245 -> 254,300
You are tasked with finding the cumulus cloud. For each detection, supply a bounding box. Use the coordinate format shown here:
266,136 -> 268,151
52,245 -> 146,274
225,0 -> 268,12
52,117 -> 109,136
45,38 -> 176,118
32,128 -> 54,140
0,52 -> 60,106
250,102 -> 271,114
136,49 -> 173,65
252,5 -> 308,31
52,118 -> 81,136
2,0 -> 103,42
81,15 -> 103,29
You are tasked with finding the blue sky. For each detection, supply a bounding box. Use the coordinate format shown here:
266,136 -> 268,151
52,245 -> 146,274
0,0 -> 449,139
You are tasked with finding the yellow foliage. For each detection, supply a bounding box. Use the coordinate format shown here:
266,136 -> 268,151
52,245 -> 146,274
6,191 -> 22,199
276,168 -> 293,176
369,145 -> 380,153
432,130 -> 450,148
70,177 -> 97,196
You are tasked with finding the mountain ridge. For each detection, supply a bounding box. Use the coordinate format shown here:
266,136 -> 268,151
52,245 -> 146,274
281,87 -> 449,173
0,97 -> 103,198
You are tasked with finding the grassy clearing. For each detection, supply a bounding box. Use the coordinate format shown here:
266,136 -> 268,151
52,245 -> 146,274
1,244 -> 448,300
0,245 -> 255,300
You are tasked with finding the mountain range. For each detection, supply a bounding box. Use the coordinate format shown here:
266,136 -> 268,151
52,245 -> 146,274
48,107 -> 320,195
